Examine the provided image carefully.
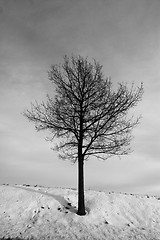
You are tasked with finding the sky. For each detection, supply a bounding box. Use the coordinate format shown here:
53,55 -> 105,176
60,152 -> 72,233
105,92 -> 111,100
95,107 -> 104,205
0,0 -> 160,195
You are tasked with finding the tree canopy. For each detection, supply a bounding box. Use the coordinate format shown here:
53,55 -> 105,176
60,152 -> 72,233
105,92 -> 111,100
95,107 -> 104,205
24,55 -> 143,163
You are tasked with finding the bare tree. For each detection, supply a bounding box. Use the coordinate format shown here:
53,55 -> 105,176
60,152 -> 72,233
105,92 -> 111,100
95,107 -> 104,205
24,55 -> 143,215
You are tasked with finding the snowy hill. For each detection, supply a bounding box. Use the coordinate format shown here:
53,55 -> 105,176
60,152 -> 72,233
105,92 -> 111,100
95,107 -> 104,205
0,184 -> 160,240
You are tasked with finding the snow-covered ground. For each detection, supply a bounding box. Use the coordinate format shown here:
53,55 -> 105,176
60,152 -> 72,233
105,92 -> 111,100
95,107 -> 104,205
0,184 -> 160,240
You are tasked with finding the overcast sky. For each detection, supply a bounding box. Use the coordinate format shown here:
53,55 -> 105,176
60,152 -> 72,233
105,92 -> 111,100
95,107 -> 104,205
0,0 -> 160,195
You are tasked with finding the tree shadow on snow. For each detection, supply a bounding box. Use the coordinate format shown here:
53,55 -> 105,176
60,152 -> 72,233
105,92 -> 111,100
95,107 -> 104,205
13,185 -> 77,214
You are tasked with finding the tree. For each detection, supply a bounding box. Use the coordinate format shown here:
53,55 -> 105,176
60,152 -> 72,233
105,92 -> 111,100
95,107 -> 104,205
24,55 -> 143,216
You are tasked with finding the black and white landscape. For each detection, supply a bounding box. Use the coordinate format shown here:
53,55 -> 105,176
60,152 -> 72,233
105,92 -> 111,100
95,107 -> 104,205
1,1 -> 160,239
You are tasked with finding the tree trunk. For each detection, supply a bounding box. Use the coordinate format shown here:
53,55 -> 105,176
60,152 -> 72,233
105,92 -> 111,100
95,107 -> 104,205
77,101 -> 85,216
77,154 -> 85,215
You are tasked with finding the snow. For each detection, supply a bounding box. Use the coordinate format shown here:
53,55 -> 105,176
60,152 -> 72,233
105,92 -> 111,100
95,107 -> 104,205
0,184 -> 160,239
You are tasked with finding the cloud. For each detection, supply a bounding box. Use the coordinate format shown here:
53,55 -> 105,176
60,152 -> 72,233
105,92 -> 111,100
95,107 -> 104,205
0,0 -> 160,193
